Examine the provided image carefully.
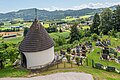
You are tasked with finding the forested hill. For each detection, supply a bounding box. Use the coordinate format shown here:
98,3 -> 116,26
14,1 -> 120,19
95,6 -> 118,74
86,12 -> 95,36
0,6 -> 116,21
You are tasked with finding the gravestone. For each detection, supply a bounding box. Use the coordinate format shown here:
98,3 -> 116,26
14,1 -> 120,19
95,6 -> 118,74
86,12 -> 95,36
102,54 -> 109,60
95,63 -> 103,69
106,66 -> 115,72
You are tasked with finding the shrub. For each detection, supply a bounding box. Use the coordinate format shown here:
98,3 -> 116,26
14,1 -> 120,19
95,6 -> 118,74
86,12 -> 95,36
0,22 -> 4,26
55,36 -> 66,46
75,56 -> 80,65
91,33 -> 99,41
23,27 -> 29,37
70,23 -> 80,43
45,26 -> 58,33
73,40 -> 79,47
79,29 -> 85,38
66,54 -> 71,63
84,29 -> 91,37
0,42 -> 20,65
116,32 -> 120,39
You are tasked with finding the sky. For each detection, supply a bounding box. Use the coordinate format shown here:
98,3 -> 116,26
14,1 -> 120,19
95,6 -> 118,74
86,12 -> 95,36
0,0 -> 120,13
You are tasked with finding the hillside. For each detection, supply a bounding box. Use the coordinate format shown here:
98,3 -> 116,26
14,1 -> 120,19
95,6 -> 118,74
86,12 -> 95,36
0,8 -> 101,21
0,5 -> 117,21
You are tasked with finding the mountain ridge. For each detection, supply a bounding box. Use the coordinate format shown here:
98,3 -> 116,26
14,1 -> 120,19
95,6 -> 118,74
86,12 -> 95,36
0,5 -> 117,21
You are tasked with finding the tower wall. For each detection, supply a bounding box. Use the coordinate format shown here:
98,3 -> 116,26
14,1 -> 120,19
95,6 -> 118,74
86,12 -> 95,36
23,47 -> 54,69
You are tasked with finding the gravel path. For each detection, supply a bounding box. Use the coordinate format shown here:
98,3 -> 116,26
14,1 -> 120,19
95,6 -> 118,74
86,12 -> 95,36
0,72 -> 93,80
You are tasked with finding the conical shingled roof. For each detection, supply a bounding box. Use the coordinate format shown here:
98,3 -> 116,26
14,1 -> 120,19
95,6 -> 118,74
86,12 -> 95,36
19,19 -> 54,52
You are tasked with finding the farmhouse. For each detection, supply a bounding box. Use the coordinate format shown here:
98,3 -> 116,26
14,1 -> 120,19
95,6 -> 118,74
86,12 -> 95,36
19,18 -> 54,69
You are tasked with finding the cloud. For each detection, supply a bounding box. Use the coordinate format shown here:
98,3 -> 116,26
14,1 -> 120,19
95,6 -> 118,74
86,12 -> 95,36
39,2 -> 120,11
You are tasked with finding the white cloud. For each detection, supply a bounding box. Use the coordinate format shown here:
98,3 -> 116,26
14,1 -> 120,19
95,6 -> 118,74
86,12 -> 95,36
39,2 -> 120,11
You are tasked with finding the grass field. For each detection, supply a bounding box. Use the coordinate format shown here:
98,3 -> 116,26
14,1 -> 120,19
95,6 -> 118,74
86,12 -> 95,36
2,37 -> 23,44
0,32 -> 70,43
50,31 -> 70,39
80,15 -> 92,19
61,17 -> 78,21
0,67 -> 29,78
43,23 -> 50,28
0,21 -> 50,30
81,25 -> 90,29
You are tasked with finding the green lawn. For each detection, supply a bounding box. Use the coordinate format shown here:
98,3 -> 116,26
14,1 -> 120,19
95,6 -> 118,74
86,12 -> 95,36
0,67 -> 29,78
43,23 -> 50,28
81,25 -> 90,30
2,37 -> 24,44
88,47 -> 120,69
61,18 -> 78,21
50,31 -> 70,39
80,15 -> 92,19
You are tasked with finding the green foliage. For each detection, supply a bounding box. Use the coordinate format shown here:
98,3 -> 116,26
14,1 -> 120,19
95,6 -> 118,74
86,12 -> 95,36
70,23 -> 80,43
114,5 -> 120,32
91,33 -> 99,41
5,47 -> 19,63
90,13 -> 100,35
54,44 -> 72,52
73,40 -> 79,47
0,42 -> 20,64
10,21 -> 18,24
116,32 -> 120,39
23,27 -> 29,37
66,54 -> 71,63
0,22 -> 4,27
45,25 -> 58,33
55,36 -> 66,46
84,29 -> 91,37
99,8 -> 113,34
108,29 -> 117,37
99,8 -> 117,35
79,29 -> 85,38
75,56 -> 80,65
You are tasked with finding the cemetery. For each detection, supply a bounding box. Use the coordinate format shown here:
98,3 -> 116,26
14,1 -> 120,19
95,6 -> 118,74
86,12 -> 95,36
0,4 -> 120,80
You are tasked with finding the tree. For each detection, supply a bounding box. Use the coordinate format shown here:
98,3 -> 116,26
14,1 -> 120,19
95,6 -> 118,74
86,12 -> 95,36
99,8 -> 113,35
70,23 -> 80,43
114,5 -> 120,32
91,33 -> 99,41
23,27 -> 29,37
90,13 -> 100,35
0,42 -> 20,64
0,22 -> 4,27
5,47 -> 19,63
56,36 -> 66,46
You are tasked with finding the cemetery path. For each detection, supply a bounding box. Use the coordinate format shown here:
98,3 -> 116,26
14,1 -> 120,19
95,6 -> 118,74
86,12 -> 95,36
0,72 -> 93,80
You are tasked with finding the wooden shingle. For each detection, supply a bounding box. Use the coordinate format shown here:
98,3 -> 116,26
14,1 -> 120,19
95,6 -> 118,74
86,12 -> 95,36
19,19 -> 54,52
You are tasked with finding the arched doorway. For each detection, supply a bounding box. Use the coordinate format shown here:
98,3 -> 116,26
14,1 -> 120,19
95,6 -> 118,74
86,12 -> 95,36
21,52 -> 27,68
